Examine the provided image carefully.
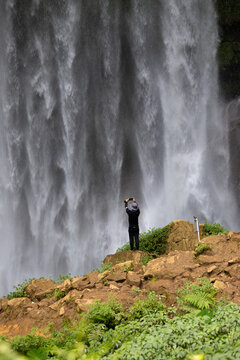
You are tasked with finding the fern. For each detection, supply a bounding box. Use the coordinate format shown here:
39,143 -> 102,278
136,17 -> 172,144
182,291 -> 216,310
177,278 -> 219,313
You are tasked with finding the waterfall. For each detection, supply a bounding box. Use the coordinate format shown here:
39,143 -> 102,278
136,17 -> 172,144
0,0 -> 238,296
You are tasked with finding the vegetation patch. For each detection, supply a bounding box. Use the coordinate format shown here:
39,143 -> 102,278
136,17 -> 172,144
6,279 -> 35,300
117,223 -> 173,255
141,254 -> 155,266
54,289 -> 66,301
203,222 -> 229,237
93,262 -> 113,273
194,243 -> 211,258
54,274 -> 73,284
2,279 -> 240,359
176,278 -> 219,313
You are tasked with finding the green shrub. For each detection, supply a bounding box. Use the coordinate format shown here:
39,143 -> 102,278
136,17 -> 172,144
128,291 -> 166,320
54,289 -> 66,301
87,297 -> 124,329
203,223 -> 228,237
93,262 -> 113,273
194,243 -> 211,258
54,274 -> 73,284
141,255 -> 154,265
176,278 -> 219,313
6,279 -> 34,300
117,223 -> 173,255
10,334 -> 52,355
0,342 -> 27,360
108,303 -> 240,360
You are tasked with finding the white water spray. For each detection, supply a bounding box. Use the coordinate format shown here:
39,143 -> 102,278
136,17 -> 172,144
0,0 -> 238,296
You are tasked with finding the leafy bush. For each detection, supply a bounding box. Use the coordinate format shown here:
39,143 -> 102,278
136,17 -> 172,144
203,223 -> 228,237
10,333 -> 53,355
0,342 -> 27,359
141,255 -> 154,265
117,223 -> 173,255
6,279 -> 34,300
87,297 -> 124,329
6,283 -> 240,360
54,274 -> 73,284
54,289 -> 66,300
194,243 -> 211,258
107,302 -> 240,360
176,278 -> 219,312
93,262 -> 113,273
128,291 -> 166,320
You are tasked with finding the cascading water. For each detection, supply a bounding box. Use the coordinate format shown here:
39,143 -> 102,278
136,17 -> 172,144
0,0 -> 238,296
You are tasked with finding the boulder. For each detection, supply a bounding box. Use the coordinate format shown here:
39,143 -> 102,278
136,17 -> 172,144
0,298 -> 8,312
144,279 -> 174,294
26,279 -> 57,300
104,250 -> 153,266
112,261 -> 133,273
72,276 -> 93,291
7,297 -> 32,308
144,251 -> 195,280
105,272 -> 126,283
75,298 -> 95,312
126,271 -> 142,287
97,271 -> 110,282
214,280 -> 226,291
56,279 -> 72,293
166,220 -> 200,252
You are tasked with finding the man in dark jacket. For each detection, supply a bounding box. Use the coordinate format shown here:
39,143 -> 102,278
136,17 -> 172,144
124,197 -> 140,250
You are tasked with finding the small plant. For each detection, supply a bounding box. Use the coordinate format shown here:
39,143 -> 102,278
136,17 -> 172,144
132,288 -> 141,294
54,289 -> 66,300
177,277 -> 219,313
6,279 -> 34,300
203,223 -> 228,236
117,223 -> 173,255
54,274 -> 73,284
194,243 -> 211,257
128,291 -> 165,320
45,293 -> 53,298
122,265 -> 133,272
87,297 -> 124,329
93,262 -> 113,273
103,280 -> 109,286
141,254 -> 154,265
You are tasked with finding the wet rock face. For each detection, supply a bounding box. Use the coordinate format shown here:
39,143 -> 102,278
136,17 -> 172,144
217,0 -> 240,100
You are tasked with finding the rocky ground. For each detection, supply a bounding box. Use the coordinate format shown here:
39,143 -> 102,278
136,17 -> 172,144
1,220 -> 240,338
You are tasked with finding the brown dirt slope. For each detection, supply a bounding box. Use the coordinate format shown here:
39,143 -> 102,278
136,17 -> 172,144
0,220 -> 240,337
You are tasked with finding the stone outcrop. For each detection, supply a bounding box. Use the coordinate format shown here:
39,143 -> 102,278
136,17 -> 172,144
1,220 -> 240,338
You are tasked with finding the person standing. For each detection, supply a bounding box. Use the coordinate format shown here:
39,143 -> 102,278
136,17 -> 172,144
124,197 -> 140,250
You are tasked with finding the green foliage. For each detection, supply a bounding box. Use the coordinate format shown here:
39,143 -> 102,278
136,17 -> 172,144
10,334 -> 53,355
203,223 -> 229,237
6,279 -> 34,300
93,262 -> 113,273
194,243 -> 211,258
117,223 -> 173,255
107,302 -> 240,360
116,242 -> 130,252
141,254 -> 154,265
0,342 -> 27,359
128,291 -> 166,320
177,278 -> 219,312
122,265 -> 133,273
54,274 -> 73,284
5,284 -> 240,360
54,289 -> 66,301
87,297 -> 124,329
